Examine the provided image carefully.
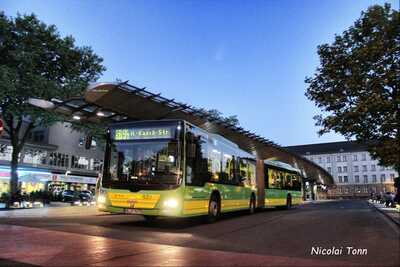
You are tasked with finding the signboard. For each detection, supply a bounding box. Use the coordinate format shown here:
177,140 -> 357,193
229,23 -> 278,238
0,118 -> 3,137
52,174 -> 97,184
112,127 -> 174,141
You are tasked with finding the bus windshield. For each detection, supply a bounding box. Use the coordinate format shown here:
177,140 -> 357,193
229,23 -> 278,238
107,140 -> 182,189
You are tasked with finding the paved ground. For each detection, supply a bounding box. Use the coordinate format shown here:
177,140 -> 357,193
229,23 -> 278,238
0,200 -> 398,266
368,201 -> 400,225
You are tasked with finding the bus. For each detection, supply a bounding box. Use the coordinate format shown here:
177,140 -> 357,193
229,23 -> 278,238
96,119 -> 302,221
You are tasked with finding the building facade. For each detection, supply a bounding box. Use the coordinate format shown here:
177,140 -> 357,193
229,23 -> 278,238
286,141 -> 397,198
0,122 -> 104,195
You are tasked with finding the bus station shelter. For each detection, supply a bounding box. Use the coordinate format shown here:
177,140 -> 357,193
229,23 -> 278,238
29,81 -> 334,202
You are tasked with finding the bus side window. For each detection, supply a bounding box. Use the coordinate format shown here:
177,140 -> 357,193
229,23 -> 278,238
269,169 -> 281,189
186,130 -> 209,186
293,174 -> 301,191
248,161 -> 256,186
239,158 -> 248,186
279,172 -> 285,189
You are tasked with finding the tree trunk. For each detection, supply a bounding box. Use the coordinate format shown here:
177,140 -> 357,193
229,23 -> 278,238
10,147 -> 20,201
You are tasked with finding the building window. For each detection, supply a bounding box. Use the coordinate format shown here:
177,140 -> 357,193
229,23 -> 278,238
372,175 -> 377,183
343,176 -> 348,183
48,152 -> 69,168
390,173 -> 395,181
327,156 -> 330,163
32,130 -> 45,143
318,157 -> 322,163
353,154 -> 358,161
361,153 -> 366,161
338,166 -> 342,173
309,156 -> 313,162
363,175 -> 368,183
91,159 -> 103,171
379,165 -> 384,171
354,166 -> 359,172
338,176 -> 342,183
362,165 -> 367,172
343,155 -> 347,162
371,164 -> 376,171
78,137 -> 85,147
327,167 -> 332,173
337,155 -> 341,162
355,175 -> 360,183
343,166 -> 348,173
71,156 -> 89,169
380,174 -> 385,183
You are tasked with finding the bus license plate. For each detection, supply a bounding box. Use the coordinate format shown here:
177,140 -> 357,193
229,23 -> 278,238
124,208 -> 142,215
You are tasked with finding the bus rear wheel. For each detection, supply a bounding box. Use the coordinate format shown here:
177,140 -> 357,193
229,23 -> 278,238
249,195 -> 256,214
285,195 -> 292,210
206,195 -> 220,223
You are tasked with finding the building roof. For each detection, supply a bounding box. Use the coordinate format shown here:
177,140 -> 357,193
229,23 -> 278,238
28,81 -> 334,185
285,141 -> 369,156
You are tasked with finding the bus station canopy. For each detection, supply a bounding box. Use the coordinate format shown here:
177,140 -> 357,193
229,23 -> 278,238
29,81 -> 334,185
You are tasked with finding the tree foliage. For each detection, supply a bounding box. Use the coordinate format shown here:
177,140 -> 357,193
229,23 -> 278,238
0,12 -> 105,196
305,4 -> 400,172
198,108 -> 240,126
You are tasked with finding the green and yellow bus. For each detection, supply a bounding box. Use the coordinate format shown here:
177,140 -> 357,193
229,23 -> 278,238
96,119 -> 302,221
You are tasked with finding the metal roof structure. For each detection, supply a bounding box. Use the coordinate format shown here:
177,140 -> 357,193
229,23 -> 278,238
29,81 -> 334,185
286,141 -> 369,155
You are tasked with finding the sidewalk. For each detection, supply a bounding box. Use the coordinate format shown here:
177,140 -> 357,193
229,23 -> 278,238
368,200 -> 400,226
0,205 -> 102,218
0,224 -> 357,267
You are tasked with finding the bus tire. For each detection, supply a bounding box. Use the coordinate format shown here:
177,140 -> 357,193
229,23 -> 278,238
249,194 -> 256,214
143,215 -> 157,222
285,195 -> 292,210
206,193 -> 220,223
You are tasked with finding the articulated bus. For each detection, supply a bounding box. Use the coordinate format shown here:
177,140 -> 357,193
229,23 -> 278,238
96,119 -> 302,221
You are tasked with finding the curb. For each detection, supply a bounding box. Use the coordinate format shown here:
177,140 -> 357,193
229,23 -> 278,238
367,201 -> 400,227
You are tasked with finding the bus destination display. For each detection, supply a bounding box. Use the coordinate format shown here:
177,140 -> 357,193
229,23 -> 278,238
113,127 -> 173,140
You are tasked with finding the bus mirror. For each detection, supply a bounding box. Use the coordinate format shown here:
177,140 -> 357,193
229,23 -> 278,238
85,135 -> 93,150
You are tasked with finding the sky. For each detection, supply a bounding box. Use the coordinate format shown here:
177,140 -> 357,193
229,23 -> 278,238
1,0 -> 398,146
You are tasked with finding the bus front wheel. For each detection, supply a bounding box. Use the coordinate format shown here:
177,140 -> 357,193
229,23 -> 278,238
143,215 -> 157,222
206,194 -> 220,223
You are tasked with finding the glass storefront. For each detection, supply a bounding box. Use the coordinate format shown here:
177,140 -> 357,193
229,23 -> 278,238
0,166 -> 97,196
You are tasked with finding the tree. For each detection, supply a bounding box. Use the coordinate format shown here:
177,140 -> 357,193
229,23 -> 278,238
305,4 -> 400,173
0,13 -> 105,199
199,108 -> 240,126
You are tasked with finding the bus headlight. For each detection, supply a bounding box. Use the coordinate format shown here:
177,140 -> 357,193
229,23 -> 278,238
163,199 -> 178,209
97,194 -> 106,204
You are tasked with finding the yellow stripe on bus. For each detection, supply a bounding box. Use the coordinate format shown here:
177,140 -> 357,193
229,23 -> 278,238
265,197 -> 302,206
183,200 -> 208,215
183,198 -> 250,215
221,199 -> 249,210
265,198 -> 286,206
